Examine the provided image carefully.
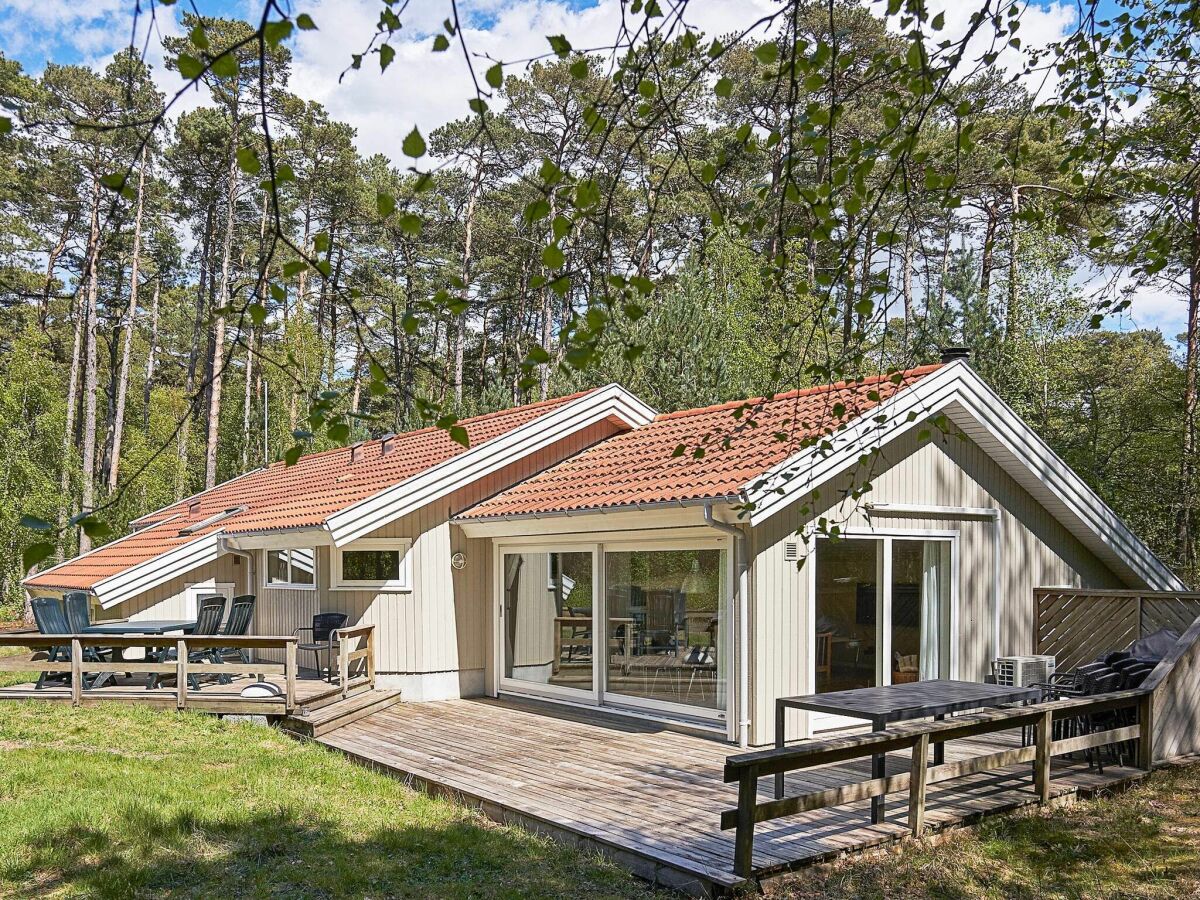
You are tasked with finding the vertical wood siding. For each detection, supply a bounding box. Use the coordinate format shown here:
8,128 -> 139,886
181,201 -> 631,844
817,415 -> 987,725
748,426 -> 1125,746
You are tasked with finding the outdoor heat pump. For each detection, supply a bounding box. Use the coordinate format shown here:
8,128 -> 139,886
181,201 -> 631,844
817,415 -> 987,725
992,654 -> 1057,687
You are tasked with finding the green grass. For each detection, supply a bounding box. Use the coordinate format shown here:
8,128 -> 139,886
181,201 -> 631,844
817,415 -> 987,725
766,763 -> 1200,899
0,702 -> 660,899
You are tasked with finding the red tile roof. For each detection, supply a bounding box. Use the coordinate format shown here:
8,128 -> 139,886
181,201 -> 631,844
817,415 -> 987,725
458,366 -> 943,519
25,389 -> 597,590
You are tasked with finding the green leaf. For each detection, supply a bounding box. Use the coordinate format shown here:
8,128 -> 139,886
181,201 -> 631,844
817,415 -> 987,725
176,53 -> 204,80
210,51 -> 239,79
468,98 -> 488,114
283,260 -> 307,277
542,245 -> 564,269
80,518 -> 112,540
23,542 -> 54,572
402,127 -> 426,158
753,42 -> 779,65
327,422 -> 351,442
714,77 -> 733,98
448,425 -> 470,448
296,13 -> 317,30
547,35 -> 572,58
189,24 -> 210,50
432,34 -> 450,51
486,63 -> 503,89
377,191 -> 396,217
248,302 -> 267,325
99,173 -> 127,192
284,445 -> 304,466
264,20 -> 293,47
569,59 -> 589,79
398,213 -> 423,236
236,146 -> 261,175
380,43 -> 395,71
637,79 -> 657,99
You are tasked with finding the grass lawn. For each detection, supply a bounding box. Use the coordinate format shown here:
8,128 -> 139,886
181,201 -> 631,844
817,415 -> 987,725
766,763 -> 1200,899
0,702 -> 661,899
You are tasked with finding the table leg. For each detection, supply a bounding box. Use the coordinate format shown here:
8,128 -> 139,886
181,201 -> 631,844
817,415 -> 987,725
933,713 -> 945,766
871,751 -> 886,823
774,703 -> 786,799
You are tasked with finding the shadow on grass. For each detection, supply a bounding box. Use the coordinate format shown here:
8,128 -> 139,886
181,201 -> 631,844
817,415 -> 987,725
4,801 -> 647,899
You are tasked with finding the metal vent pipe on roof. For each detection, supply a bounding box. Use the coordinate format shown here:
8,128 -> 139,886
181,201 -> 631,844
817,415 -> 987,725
939,346 -> 971,365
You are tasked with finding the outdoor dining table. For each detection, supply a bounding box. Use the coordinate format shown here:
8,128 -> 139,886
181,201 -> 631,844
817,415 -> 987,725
774,679 -> 1044,823
83,620 -> 197,689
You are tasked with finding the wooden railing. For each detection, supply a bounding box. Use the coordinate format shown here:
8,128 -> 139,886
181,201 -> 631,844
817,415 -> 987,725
1036,588 -> 1200,672
722,690 -> 1150,877
0,633 -> 300,714
335,624 -> 375,698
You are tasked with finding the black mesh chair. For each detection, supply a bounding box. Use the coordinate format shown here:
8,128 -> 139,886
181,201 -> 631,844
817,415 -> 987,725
216,595 -> 256,664
296,613 -> 348,682
64,591 -> 119,686
153,596 -> 226,690
31,596 -> 75,690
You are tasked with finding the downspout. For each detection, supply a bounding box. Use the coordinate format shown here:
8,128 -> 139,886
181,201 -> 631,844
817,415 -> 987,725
864,502 -> 1003,664
703,502 -> 751,748
217,536 -> 256,598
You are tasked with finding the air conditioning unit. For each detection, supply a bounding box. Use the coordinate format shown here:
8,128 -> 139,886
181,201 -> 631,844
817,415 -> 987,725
993,654 -> 1056,687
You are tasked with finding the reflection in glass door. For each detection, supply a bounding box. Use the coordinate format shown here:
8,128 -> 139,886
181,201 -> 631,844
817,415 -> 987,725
814,536 -> 951,697
502,550 -> 594,695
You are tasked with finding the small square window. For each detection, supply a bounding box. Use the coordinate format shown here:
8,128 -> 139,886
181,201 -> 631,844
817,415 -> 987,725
264,548 -> 317,589
332,539 -> 412,591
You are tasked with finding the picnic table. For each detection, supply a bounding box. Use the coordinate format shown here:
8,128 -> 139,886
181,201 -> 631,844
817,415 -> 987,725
775,679 -> 1043,823
84,619 -> 197,689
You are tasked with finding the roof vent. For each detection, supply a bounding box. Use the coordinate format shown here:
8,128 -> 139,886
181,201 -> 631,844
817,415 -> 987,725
940,346 -> 970,365
379,434 -> 397,456
349,442 -> 365,464
188,499 -> 201,515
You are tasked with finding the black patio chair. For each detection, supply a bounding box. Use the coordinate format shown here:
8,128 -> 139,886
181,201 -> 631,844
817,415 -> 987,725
296,612 -> 348,682
152,596 -> 226,690
30,596 -> 78,690
216,595 -> 256,664
64,591 -> 122,687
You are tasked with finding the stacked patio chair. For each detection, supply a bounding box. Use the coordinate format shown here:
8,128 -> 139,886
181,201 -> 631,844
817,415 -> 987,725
30,596 -> 80,690
64,591 -> 120,687
215,595 -> 256,664
152,596 -> 227,690
296,612 -> 348,682
1032,660 -> 1149,771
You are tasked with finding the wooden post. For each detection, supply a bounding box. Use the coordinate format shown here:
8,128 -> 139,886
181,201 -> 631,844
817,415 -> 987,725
1035,709 -> 1052,803
367,626 -> 376,688
733,768 -> 758,878
70,638 -> 83,707
339,632 -> 350,700
908,732 -> 930,836
285,640 -> 297,713
1137,691 -> 1155,770
176,638 -> 187,710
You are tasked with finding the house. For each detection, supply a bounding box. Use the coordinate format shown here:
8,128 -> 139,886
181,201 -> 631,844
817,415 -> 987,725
24,353 -> 1185,747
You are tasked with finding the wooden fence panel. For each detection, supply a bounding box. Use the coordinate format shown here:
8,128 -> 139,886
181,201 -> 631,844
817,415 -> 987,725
1142,597 -> 1200,638
1035,590 -> 1139,672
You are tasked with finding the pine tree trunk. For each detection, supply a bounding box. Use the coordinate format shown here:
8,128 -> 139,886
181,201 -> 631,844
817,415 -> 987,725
143,277 -> 160,433
78,174 -> 102,554
1179,190 -> 1200,577
539,194 -> 557,401
41,212 -> 75,332
106,146 -> 148,492
455,157 -> 483,404
980,200 -> 998,298
205,98 -> 241,490
178,207 -> 213,499
1005,185 -> 1021,342
56,196 -> 91,560
242,326 -> 255,471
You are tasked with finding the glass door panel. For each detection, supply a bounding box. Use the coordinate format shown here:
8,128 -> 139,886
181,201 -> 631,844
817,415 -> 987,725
604,548 -> 727,712
502,550 -> 594,695
890,539 -> 950,683
814,539 -> 880,693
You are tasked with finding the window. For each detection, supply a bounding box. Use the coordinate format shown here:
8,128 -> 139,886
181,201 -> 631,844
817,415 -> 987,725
264,548 -> 317,589
332,538 -> 412,591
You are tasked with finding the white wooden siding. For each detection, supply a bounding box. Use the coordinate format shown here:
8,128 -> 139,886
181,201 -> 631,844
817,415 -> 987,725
748,426 -> 1125,746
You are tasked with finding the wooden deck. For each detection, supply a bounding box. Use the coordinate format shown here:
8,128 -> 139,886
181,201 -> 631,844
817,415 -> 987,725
0,670 -> 338,714
314,696 -> 1145,896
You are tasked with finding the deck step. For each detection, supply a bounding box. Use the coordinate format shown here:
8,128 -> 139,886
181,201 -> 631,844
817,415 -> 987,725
282,689 -> 403,738
297,680 -> 374,715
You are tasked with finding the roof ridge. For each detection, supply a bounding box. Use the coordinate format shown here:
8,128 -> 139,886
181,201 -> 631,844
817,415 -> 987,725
654,365 -> 943,421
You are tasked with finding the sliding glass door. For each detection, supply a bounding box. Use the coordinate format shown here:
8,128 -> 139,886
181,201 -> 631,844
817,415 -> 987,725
813,535 -> 952,716
499,540 -> 730,720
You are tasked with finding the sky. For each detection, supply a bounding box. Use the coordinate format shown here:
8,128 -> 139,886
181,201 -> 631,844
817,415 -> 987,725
0,0 -> 1186,346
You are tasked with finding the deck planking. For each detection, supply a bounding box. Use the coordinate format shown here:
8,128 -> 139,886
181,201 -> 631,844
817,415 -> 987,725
316,696 -> 1145,896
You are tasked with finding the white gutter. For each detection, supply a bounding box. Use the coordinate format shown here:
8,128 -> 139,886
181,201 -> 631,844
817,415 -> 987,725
702,502 -> 751,749
865,502 -> 1003,663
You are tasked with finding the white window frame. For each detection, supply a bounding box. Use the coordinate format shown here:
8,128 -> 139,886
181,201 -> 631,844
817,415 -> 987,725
331,537 -> 413,592
262,547 -> 318,591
